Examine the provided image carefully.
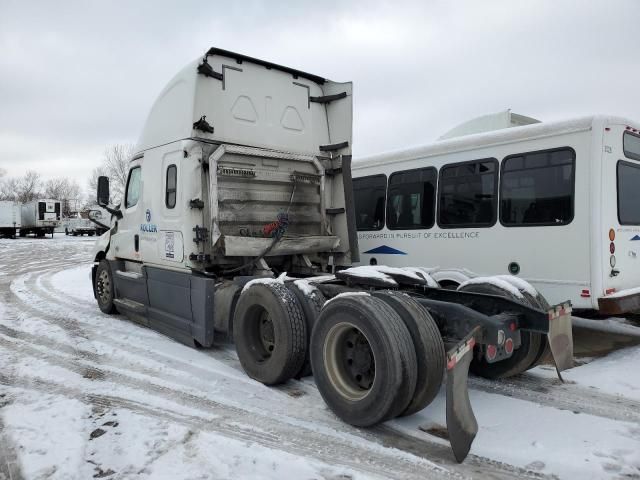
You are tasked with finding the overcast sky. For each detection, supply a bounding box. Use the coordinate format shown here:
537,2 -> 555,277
1,0 -> 639,191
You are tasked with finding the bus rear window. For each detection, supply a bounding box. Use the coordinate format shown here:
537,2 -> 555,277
500,148 -> 575,226
618,160 -> 640,225
354,175 -> 386,231
624,131 -> 640,161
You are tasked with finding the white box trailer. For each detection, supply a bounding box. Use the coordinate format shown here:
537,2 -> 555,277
20,199 -> 61,238
0,201 -> 21,238
89,48 -> 574,462
353,113 -> 640,316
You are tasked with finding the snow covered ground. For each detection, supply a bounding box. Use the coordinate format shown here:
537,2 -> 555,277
0,236 -> 639,479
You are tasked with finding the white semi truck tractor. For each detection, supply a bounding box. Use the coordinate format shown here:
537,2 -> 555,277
91,48 -> 574,462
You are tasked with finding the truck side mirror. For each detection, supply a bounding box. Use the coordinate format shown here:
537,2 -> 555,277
97,176 -> 110,206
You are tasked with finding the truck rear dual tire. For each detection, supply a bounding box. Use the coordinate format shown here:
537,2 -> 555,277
458,282 -> 543,379
372,290 -> 445,417
286,281 -> 326,378
233,282 -> 307,386
310,295 -> 417,427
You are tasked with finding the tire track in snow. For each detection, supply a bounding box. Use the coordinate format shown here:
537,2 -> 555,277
468,374 -> 640,424
0,312 -> 550,480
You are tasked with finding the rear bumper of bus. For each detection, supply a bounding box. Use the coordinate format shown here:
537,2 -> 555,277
598,290 -> 640,315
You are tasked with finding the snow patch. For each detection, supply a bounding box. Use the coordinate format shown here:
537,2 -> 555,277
293,279 -> 318,297
241,272 -> 288,293
458,276 -> 524,299
494,275 -> 539,297
402,267 -> 439,287
324,291 -> 370,306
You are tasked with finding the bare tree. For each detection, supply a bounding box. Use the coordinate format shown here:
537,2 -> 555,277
44,177 -> 82,215
0,177 -> 18,201
86,144 -> 134,205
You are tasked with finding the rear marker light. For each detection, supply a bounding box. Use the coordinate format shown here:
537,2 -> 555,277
504,338 -> 514,355
486,344 -> 497,361
609,229 -> 616,241
610,255 -> 616,268
605,288 -> 616,295
509,322 -> 517,332
580,289 -> 591,298
610,242 -> 616,254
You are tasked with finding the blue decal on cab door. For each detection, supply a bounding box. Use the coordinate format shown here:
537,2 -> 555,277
363,245 -> 407,255
631,235 -> 640,241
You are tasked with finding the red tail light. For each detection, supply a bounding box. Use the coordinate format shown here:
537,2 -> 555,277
580,289 -> 591,298
610,242 -> 616,254
486,344 -> 497,361
504,338 -> 514,355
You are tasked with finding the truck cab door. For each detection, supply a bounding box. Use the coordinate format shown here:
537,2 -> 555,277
111,162 -> 145,261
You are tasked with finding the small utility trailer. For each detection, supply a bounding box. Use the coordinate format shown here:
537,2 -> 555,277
0,201 -> 21,238
90,48 -> 574,462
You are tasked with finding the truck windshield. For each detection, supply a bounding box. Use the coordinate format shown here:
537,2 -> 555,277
617,160 -> 640,225
624,131 -> 640,161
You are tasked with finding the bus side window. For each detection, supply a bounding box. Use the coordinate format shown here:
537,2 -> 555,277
353,175 -> 387,231
500,148 -> 575,226
387,167 -> 436,230
438,159 -> 498,228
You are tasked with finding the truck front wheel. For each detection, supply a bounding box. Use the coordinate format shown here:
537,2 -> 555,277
95,260 -> 118,314
234,282 -> 307,385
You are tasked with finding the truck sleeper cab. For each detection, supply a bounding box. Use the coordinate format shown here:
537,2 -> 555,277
91,49 -> 574,463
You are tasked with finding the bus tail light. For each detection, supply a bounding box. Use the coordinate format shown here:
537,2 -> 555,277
486,344 -> 497,361
580,289 -> 590,298
605,288 -> 616,295
610,242 -> 615,254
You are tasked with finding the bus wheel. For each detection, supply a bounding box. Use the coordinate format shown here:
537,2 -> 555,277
65,228 -> 69,236
311,295 -> 417,426
458,282 -> 543,379
286,280 -> 326,378
95,260 -> 118,314
373,290 -> 445,417
234,282 -> 307,385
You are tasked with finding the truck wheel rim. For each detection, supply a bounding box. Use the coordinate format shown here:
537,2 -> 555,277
246,306 -> 275,363
97,270 -> 111,304
324,322 -> 375,401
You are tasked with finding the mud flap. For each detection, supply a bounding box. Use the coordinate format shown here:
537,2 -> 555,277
445,326 -> 481,463
547,302 -> 574,380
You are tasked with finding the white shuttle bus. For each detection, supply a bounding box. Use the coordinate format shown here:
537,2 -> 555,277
353,113 -> 640,315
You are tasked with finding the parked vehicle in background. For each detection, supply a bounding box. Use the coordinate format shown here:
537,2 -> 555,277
0,201 -> 21,238
87,206 -> 110,235
353,111 -> 640,315
19,199 -> 61,238
62,212 -> 97,236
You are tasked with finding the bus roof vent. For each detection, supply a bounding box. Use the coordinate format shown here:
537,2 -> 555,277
438,110 -> 541,140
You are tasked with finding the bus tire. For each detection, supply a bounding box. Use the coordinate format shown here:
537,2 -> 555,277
95,260 -> 118,314
311,295 -> 417,427
458,282 -> 542,379
233,282 -> 307,386
373,290 -> 445,417
287,280 -> 326,378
